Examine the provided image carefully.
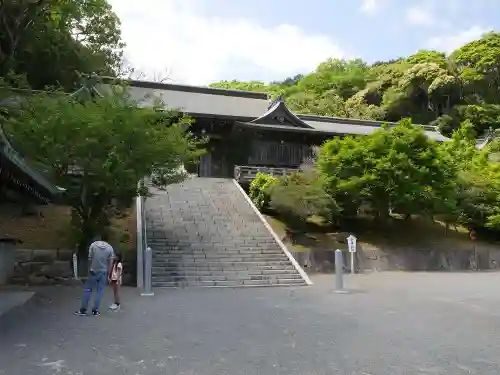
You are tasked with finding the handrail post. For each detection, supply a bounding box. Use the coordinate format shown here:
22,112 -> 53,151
136,194 -> 144,289
141,247 -> 154,296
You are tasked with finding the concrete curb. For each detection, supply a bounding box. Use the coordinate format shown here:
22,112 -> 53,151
232,179 -> 313,286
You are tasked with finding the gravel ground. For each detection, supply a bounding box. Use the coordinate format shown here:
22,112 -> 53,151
1,272 -> 500,375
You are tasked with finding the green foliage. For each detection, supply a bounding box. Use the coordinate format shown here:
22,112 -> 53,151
0,0 -> 124,90
249,173 -> 279,211
268,168 -> 337,229
406,50 -> 447,68
317,119 -> 456,219
452,32 -> 500,103
2,86 -> 205,253
211,32 -> 500,137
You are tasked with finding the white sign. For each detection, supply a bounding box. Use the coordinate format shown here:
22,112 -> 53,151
347,235 -> 357,253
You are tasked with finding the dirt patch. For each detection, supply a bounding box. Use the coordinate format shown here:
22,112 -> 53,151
0,204 -> 137,254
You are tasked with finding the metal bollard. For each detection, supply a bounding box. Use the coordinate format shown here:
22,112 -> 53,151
335,249 -> 344,291
141,247 -> 154,296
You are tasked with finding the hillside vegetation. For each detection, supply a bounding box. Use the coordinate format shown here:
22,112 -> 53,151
211,32 -> 500,137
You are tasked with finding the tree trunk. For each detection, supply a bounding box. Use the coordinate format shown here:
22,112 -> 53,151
77,215 -> 97,257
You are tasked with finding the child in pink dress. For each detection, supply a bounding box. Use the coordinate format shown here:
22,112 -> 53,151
108,253 -> 123,311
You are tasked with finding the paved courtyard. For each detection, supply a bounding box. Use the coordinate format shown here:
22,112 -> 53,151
1,272 -> 500,374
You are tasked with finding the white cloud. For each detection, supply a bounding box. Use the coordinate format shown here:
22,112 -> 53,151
108,0 -> 344,85
360,0 -> 379,14
405,6 -> 435,26
426,26 -> 490,53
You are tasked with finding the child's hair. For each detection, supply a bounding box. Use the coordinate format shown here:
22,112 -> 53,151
114,253 -> 123,264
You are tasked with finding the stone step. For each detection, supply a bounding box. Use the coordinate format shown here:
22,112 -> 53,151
144,178 -> 308,289
153,251 -> 285,259
152,268 -> 298,277
148,242 -> 278,248
153,250 -> 283,256
152,273 -> 303,283
152,260 -> 294,267
153,278 -> 307,288
153,254 -> 288,264
153,250 -> 285,256
153,266 -> 297,274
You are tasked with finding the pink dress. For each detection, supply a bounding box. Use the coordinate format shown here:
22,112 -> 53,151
110,262 -> 123,285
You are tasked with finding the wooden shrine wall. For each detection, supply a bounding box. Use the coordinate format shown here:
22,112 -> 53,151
248,140 -> 314,167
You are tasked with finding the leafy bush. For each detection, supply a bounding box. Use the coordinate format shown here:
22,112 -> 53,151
249,173 -> 279,211
317,119 -> 456,219
268,168 -> 338,229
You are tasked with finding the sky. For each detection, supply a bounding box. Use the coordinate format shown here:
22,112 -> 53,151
107,0 -> 499,86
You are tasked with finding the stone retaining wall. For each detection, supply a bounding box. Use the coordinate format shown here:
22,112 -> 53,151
292,245 -> 500,273
10,249 -> 136,285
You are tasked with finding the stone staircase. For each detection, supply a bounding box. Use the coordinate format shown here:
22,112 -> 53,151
145,177 -> 309,287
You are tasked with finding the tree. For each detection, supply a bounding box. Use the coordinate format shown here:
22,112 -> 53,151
317,120 -> 455,220
407,50 -> 447,68
0,0 -> 50,67
2,86 -> 205,254
438,121 -> 500,229
451,32 -> 500,103
297,58 -> 370,100
1,0 -> 124,90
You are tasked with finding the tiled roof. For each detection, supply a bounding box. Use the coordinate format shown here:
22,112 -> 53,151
95,78 -> 450,141
301,118 -> 449,141
96,79 -> 270,119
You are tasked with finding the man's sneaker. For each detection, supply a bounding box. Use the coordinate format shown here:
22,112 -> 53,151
109,303 -> 120,311
74,309 -> 87,316
91,310 -> 100,316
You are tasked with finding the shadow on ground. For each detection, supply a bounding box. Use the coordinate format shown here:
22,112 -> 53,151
1,273 -> 500,375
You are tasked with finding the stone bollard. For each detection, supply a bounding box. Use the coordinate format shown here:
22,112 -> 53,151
335,249 -> 344,291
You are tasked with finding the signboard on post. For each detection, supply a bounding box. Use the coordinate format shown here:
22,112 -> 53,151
347,235 -> 357,275
347,235 -> 357,253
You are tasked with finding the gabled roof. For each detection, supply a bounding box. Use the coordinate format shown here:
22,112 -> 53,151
249,95 -> 312,128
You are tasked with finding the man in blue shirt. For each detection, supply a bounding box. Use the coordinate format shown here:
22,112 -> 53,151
75,236 -> 115,316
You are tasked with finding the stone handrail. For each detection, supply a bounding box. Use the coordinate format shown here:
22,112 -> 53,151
234,165 -> 299,183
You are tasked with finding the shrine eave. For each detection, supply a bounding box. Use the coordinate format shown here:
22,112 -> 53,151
0,125 -> 64,203
233,121 -> 336,135
234,119 -> 449,141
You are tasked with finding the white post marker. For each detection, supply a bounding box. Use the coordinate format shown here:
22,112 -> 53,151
347,234 -> 357,274
72,253 -> 79,279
